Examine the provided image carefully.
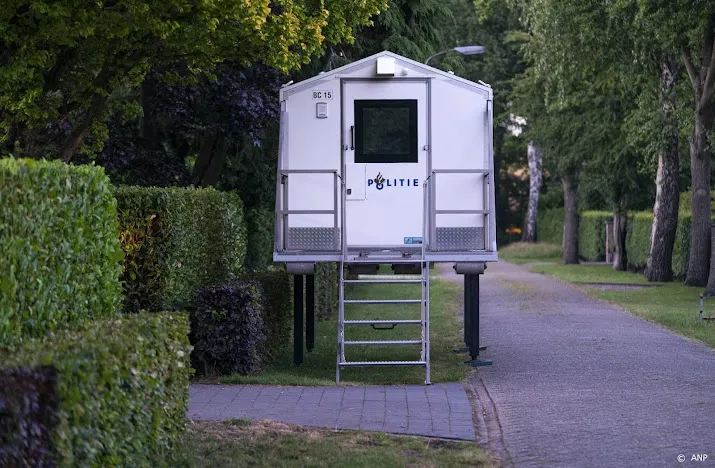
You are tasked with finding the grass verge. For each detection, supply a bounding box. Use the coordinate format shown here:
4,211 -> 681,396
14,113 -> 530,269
169,420 -> 491,468
529,264 -> 715,348
220,279 -> 466,386
499,242 -> 562,264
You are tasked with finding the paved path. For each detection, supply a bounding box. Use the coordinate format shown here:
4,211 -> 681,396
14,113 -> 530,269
441,262 -> 715,467
188,383 -> 476,440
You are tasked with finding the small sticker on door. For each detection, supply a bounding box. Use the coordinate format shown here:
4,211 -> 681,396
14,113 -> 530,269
404,237 -> 423,245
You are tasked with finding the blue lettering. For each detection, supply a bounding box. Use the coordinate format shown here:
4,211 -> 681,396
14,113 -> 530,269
413,178 -> 419,186
386,179 -> 392,187
367,179 -> 373,187
376,183 -> 384,190
400,178 -> 405,186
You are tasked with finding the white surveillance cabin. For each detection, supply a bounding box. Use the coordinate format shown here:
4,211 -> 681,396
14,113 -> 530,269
274,51 -> 497,267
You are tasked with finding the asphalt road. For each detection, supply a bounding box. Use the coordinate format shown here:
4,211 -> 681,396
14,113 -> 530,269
440,262 -> 715,468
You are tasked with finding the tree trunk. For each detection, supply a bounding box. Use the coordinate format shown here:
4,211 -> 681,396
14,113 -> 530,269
562,174 -> 579,264
683,18 -> 715,286
522,141 -> 543,243
646,54 -> 680,283
60,93 -> 108,162
612,212 -> 628,271
192,129 -> 230,186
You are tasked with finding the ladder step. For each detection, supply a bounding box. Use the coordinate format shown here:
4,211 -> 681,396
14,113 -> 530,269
344,299 -> 421,304
344,340 -> 422,346
343,319 -> 422,325
339,361 -> 427,367
344,279 -> 422,284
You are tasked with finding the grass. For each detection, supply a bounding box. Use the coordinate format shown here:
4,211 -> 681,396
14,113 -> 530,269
529,264 -> 655,285
220,279 -> 467,386
499,242 -> 562,264
529,263 -> 715,348
169,420 -> 492,468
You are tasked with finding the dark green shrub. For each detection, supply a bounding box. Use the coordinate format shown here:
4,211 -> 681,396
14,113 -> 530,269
252,268 -> 292,359
537,208 -> 564,245
579,211 -> 612,261
0,366 -> 60,467
0,158 -> 122,345
189,282 -> 266,376
116,187 -> 247,312
0,313 -> 191,466
244,206 -> 275,273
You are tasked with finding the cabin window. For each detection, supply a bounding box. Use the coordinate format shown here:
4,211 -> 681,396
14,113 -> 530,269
354,99 -> 418,163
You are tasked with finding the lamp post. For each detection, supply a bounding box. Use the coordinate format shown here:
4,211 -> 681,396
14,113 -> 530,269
424,45 -> 485,65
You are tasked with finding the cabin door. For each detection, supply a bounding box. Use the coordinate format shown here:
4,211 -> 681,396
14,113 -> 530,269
342,80 -> 428,248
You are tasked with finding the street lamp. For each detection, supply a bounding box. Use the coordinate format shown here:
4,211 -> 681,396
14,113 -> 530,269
424,45 -> 485,65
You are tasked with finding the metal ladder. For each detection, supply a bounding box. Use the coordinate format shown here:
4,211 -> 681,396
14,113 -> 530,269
335,257 -> 430,384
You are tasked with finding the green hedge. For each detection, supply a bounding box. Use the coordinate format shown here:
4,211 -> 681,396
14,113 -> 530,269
625,211 -> 691,279
0,158 -> 122,345
0,313 -> 191,466
252,268 -> 292,359
116,187 -> 247,312
579,211 -> 612,261
316,263 -> 339,320
244,206 -> 274,273
537,208 -> 564,246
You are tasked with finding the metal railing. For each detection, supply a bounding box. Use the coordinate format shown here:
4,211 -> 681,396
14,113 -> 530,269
274,169 -> 341,252
426,169 -> 492,252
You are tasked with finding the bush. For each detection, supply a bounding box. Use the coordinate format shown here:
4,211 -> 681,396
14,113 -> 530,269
0,367 -> 60,467
116,186 -> 247,312
0,158 -> 122,345
579,211 -> 612,261
626,211 -> 691,278
316,263 -> 339,320
537,208 -> 564,245
252,268 -> 292,359
189,282 -> 266,376
244,206 -> 274,273
0,313 -> 191,466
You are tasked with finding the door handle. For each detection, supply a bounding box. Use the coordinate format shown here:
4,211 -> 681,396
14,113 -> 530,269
350,125 -> 355,150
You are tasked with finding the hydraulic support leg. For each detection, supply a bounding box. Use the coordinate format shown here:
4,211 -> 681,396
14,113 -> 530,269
465,273 -> 491,367
454,274 -> 471,354
306,274 -> 315,352
293,274 -> 304,365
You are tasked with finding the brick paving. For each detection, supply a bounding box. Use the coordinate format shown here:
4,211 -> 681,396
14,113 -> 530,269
188,382 -> 476,440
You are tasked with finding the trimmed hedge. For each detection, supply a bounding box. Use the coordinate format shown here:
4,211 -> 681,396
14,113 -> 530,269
189,282 -> 266,376
625,211 -> 691,279
244,206 -> 275,273
0,158 -> 122,345
252,268 -> 292,359
579,211 -> 612,261
116,186 -> 247,312
316,263 -> 339,320
537,208 -> 564,245
0,313 -> 191,466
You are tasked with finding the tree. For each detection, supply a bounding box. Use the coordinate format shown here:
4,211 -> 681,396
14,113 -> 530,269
0,0 -> 387,160
522,142 -> 542,242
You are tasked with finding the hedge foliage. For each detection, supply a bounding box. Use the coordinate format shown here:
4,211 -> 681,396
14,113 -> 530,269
116,186 -> 247,312
316,263 -> 339,320
244,206 -> 274,273
0,366 -> 60,467
0,158 -> 122,345
189,282 -> 267,376
252,268 -> 292,359
624,212 -> 652,272
579,211 -> 612,261
0,313 -> 192,466
537,207 -> 564,245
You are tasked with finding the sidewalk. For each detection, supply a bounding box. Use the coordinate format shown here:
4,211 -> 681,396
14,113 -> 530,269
188,382 -> 476,440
